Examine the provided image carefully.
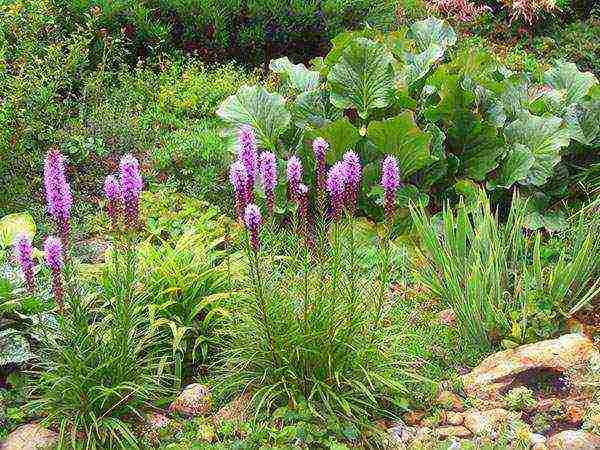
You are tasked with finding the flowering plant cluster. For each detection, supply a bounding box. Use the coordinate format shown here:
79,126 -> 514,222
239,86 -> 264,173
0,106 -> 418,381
432,0 -> 491,22
229,124 -> 401,251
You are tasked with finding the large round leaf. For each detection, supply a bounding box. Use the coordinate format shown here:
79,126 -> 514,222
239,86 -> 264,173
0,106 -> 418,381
327,38 -> 396,119
565,100 -> 600,147
0,213 -> 36,248
311,118 -> 361,164
366,112 -> 432,178
543,62 -> 598,112
409,18 -> 457,53
269,57 -> 321,92
216,85 -> 291,151
503,113 -> 571,186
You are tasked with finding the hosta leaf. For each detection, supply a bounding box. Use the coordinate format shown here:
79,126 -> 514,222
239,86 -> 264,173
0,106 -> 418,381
328,38 -> 396,119
565,100 -> 600,147
0,213 -> 36,248
269,57 -> 320,92
460,123 -> 504,180
543,62 -> 598,110
217,85 -> 291,150
503,113 -> 571,186
293,90 -> 342,129
409,18 -> 457,53
0,329 -> 33,367
313,118 -> 361,164
489,144 -> 535,189
367,112 -> 432,178
398,45 -> 445,87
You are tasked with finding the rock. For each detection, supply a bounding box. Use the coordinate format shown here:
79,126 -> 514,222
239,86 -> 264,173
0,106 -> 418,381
438,309 -> 456,326
0,423 -> 58,450
146,412 -> 170,430
462,334 -> 598,401
533,444 -> 548,450
213,392 -> 252,425
531,433 -> 547,445
402,410 -> 426,426
565,405 -> 586,425
462,408 -> 516,435
169,383 -> 212,416
436,426 -> 472,439
546,430 -> 600,449
443,411 -> 464,426
436,390 -> 465,412
388,421 -> 417,446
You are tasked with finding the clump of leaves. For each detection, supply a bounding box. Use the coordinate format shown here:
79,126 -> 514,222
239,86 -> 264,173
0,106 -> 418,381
505,387 -> 537,411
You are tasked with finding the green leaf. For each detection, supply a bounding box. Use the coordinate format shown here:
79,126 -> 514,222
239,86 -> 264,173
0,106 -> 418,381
503,113 -> 571,186
543,62 -> 598,110
0,329 -> 33,366
565,100 -> 600,147
366,112 -> 432,178
399,45 -> 445,87
293,90 -> 342,129
459,122 -> 504,180
0,213 -> 36,248
489,144 -> 534,189
269,57 -> 321,92
327,38 -> 396,119
409,18 -> 457,53
216,85 -> 291,150
313,118 -> 361,164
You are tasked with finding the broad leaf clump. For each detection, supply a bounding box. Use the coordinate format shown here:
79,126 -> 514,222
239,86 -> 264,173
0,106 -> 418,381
218,18 -> 600,230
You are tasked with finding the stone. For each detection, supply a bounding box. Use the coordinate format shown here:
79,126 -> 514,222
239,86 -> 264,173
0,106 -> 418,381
462,408 -> 516,435
0,423 -> 58,450
462,334 -> 598,401
436,390 -> 465,412
212,392 -> 252,425
169,383 -> 212,416
438,309 -> 456,326
402,410 -> 426,426
388,421 -> 417,446
531,433 -> 547,445
443,411 -> 464,426
565,405 -> 586,425
145,412 -> 170,430
532,444 -> 548,450
436,426 -> 472,439
546,430 -> 600,449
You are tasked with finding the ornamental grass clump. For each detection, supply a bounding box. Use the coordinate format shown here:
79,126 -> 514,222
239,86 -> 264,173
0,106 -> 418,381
26,152 -> 168,448
218,136 -> 417,423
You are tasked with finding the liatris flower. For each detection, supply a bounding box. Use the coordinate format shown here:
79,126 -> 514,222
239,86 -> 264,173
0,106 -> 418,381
259,152 -> 277,214
230,160 -> 248,218
342,151 -> 361,213
119,154 -> 144,227
297,183 -> 309,225
313,138 -> 328,192
381,155 -> 400,222
326,162 -> 347,222
43,149 -> 72,242
103,175 -> 121,228
243,203 -> 262,252
44,236 -> 64,311
14,234 -> 35,293
286,156 -> 303,201
238,125 -> 259,199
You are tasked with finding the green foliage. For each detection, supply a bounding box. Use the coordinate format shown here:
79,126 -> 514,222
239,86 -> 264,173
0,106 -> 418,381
218,19 -> 600,228
504,387 -> 537,411
411,191 -> 600,350
218,216 -> 420,424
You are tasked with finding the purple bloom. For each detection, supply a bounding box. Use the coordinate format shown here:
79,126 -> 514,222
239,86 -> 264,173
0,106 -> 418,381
238,125 -> 259,197
43,149 -> 72,242
119,154 -> 143,227
342,151 -> 361,213
381,156 -> 400,222
313,138 -> 328,193
230,160 -> 248,218
243,203 -> 262,252
326,162 -> 347,222
44,236 -> 64,311
286,156 -> 303,201
103,175 -> 121,228
14,234 -> 35,294
297,183 -> 309,230
260,152 -> 277,214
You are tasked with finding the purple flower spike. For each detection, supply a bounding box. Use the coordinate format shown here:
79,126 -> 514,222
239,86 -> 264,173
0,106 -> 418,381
230,160 -> 248,218
286,156 -> 303,201
119,154 -> 144,227
44,236 -> 64,311
238,125 -> 259,198
342,151 -> 361,214
381,155 -> 400,222
326,162 -> 347,222
14,234 -> 35,294
260,152 -> 277,214
44,149 -> 72,242
313,138 -> 329,193
103,175 -> 121,228
243,203 -> 262,252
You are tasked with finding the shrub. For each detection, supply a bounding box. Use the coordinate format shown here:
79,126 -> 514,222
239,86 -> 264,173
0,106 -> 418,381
410,191 -> 600,350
